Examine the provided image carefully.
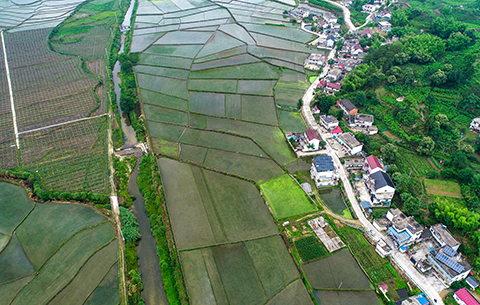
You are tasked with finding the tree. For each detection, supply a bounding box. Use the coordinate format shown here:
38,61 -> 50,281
394,52 -> 410,65
387,75 -> 397,84
417,137 -> 435,155
381,143 -> 398,163
297,98 -> 303,109
328,59 -> 335,65
355,91 -> 366,107
459,143 -> 474,156
430,69 -> 447,85
401,193 -> 420,216
120,207 -> 142,243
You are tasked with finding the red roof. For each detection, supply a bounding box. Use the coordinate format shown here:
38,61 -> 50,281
332,126 -> 343,134
379,284 -> 388,291
455,288 -> 480,305
305,129 -> 319,141
362,28 -> 372,35
339,64 -> 344,68
327,82 -> 341,90
366,155 -> 383,169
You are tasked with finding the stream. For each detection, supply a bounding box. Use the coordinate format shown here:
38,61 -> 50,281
113,0 -> 169,303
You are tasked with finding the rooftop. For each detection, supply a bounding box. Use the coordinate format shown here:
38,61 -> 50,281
467,276 -> 480,289
362,28 -> 372,35
327,82 -> 341,90
313,155 -> 335,172
389,226 -> 411,244
371,171 -> 395,190
431,224 -> 460,249
355,113 -> 374,122
322,115 -> 338,124
455,288 -> 480,305
338,98 -> 357,112
388,209 -> 422,234
305,129 -> 319,141
366,155 -> 383,170
329,68 -> 342,76
338,132 -> 362,148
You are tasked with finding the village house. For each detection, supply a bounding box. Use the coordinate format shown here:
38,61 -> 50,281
335,132 -> 363,154
327,68 -> 342,82
427,247 -> 472,285
361,28 -> 372,38
373,216 -> 391,232
363,155 -> 385,174
349,113 -> 378,134
399,295 -> 430,305
310,155 -> 338,187
304,53 -> 325,71
386,208 -> 423,249
374,0 -> 385,5
290,7 -> 310,20
344,155 -> 364,170
304,129 -> 320,150
469,117 -> 480,135
337,98 -> 358,116
323,12 -> 337,24
286,129 -> 324,155
331,22 -> 341,29
375,238 -> 392,258
454,288 -> 480,305
378,10 -> 391,20
466,276 -> 480,290
430,224 -> 460,252
367,171 -> 395,205
378,20 -> 392,32
319,20 -> 328,29
320,115 -> 339,130
324,82 -> 341,94
326,34 -> 336,47
362,4 -> 378,12
351,44 -> 364,55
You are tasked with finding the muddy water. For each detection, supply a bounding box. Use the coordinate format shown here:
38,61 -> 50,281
129,159 -> 169,305
318,187 -> 348,215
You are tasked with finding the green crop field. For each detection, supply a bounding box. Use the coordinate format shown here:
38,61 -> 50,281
0,182 -> 118,305
260,174 -> 317,219
278,110 -> 307,133
424,179 -> 462,198
158,158 -> 278,250
180,236 -> 308,305
295,236 -> 329,262
302,249 -> 372,290
314,290 -> 382,305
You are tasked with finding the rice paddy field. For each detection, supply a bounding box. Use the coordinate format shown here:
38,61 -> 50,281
158,158 -> 313,304
0,27 -> 109,193
0,181 -> 119,305
314,290 -> 382,305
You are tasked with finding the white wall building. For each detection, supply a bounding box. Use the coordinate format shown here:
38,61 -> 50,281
310,155 -> 338,187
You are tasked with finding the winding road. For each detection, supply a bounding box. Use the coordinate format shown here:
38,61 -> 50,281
299,5 -> 445,302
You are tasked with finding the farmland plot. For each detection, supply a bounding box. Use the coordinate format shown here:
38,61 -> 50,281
0,182 -> 118,305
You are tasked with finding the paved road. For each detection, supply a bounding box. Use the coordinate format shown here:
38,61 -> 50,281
299,24 -> 444,304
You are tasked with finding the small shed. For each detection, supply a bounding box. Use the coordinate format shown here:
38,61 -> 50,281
466,276 -> 480,290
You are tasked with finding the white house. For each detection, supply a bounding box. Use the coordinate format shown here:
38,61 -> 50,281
363,155 -> 385,175
320,115 -> 339,130
454,289 -> 480,305
386,208 -> 423,248
362,4 -> 377,12
470,117 -> 480,135
310,155 -> 338,187
326,35 -> 336,48
348,113 -> 373,128
351,44 -> 364,55
327,68 -> 342,82
304,129 -> 320,150
427,249 -> 472,285
290,7 -> 310,19
367,171 -> 395,205
336,132 -> 363,155
323,12 -> 337,24
374,0 -> 385,5
376,239 -> 392,258
378,20 -> 392,32
430,224 -> 460,252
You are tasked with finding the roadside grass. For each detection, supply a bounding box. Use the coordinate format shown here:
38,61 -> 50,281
424,179 -> 462,198
260,174 -> 318,220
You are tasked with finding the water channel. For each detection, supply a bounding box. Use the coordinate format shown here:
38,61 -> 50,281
112,0 -> 168,303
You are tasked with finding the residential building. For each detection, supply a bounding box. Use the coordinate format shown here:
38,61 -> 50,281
374,0 -> 385,5
373,216 -> 391,231
454,288 -> 480,305
466,276 -> 480,290
290,7 -> 310,19
363,155 -> 385,174
361,28 -> 372,38
320,115 -> 339,130
331,22 -> 341,29
348,113 -> 373,127
319,20 -> 328,28
310,155 -> 338,187
336,132 -> 363,154
337,98 -> 358,116
304,53 -> 325,71
470,117 -> 480,135
362,4 -> 377,12
344,155 -> 364,169
304,129 -> 321,150
400,295 -> 430,305
327,68 -> 342,81
367,171 -> 395,205
376,238 -> 392,258
427,245 -> 472,284
430,224 -> 460,252
325,82 -> 341,94
323,12 -> 337,24
386,209 -> 423,248
379,10 -> 391,20
351,44 -> 364,55
361,200 -> 372,217
326,34 -> 336,47
378,20 -> 392,32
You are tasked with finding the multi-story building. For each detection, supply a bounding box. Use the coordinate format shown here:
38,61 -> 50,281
337,98 -> 358,116
335,132 -> 363,155
430,224 -> 460,252
310,155 -> 338,187
363,155 -> 385,175
386,208 -> 423,248
367,171 -> 395,205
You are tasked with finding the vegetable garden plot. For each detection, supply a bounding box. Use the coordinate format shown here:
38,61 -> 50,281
249,45 -> 310,66
244,24 -> 314,44
180,19 -> 230,31
189,61 -> 281,79
131,32 -> 167,52
179,144 -> 207,163
179,7 -> 230,23
143,104 -> 189,125
225,94 -> 241,119
137,73 -> 188,99
137,53 -> 193,69
0,234 -> 35,284
250,32 -> 314,53
302,249 -> 372,290
157,157 -> 278,250
191,53 -> 260,71
188,79 -> 237,93
203,148 -> 283,182
218,23 -> 256,44
260,174 -> 317,219
189,91 -> 226,116
240,95 -> 278,125
19,117 -> 108,193
0,134 -> 18,170
147,121 -> 186,141
0,276 -> 34,305
178,127 -> 265,156
144,44 -> 203,58
140,89 -> 189,111
150,137 -> 181,156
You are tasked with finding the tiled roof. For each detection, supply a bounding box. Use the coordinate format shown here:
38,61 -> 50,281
366,155 -> 382,169
455,288 -> 480,305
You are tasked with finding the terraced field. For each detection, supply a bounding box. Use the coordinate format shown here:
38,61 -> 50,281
0,182 -> 119,305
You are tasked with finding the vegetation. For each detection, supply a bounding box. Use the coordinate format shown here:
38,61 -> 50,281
113,156 -> 137,207
295,236 -> 329,262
